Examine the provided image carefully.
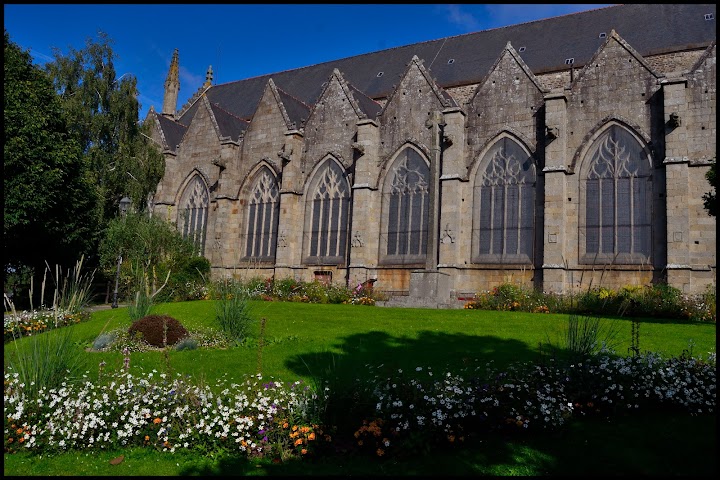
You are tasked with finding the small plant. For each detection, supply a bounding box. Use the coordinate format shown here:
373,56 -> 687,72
564,314 -> 621,359
174,337 -> 199,351
215,280 -> 253,343
92,332 -> 117,351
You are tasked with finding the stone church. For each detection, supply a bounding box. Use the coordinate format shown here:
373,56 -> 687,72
147,3 -> 716,305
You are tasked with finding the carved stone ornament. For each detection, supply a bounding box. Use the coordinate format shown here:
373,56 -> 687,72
351,231 -> 364,247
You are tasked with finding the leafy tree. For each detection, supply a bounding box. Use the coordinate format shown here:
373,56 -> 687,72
702,158 -> 716,217
3,30 -> 101,300
44,31 -> 164,222
99,212 -> 206,302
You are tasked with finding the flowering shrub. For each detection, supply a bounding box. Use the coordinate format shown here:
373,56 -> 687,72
3,347 -> 715,459
4,308 -> 91,343
464,282 -> 716,323
3,369 -> 330,459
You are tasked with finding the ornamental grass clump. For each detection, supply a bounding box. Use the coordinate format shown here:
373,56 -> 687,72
215,280 -> 253,343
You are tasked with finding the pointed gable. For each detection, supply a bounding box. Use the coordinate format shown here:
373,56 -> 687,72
467,42 -> 545,160
571,29 -> 662,90
468,42 -> 544,151
240,79 -> 296,171
379,55 -> 458,157
302,69 -> 380,171
381,55 -> 457,116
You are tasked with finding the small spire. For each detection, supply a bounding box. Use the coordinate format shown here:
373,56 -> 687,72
162,49 -> 180,117
204,65 -> 213,87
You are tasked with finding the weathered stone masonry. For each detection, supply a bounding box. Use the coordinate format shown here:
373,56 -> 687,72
148,4 -> 716,301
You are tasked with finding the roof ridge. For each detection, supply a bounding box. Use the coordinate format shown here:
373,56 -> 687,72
208,4 -> 622,91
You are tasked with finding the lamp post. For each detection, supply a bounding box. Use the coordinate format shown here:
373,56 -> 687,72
111,196 -> 132,308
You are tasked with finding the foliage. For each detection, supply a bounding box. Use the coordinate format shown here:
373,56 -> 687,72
464,281 -> 716,323
157,256 -> 211,303
3,31 -> 101,295
99,212 -> 201,303
3,295 -> 82,400
562,314 -> 622,360
215,280 -> 254,343
702,157 -> 716,216
43,31 -> 164,224
4,347 -> 713,461
47,255 -> 96,314
127,314 -> 189,348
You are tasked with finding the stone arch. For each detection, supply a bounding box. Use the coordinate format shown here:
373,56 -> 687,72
239,163 -> 281,262
470,134 -> 536,264
379,144 -> 431,265
577,122 -> 654,265
302,155 -> 352,265
176,170 -> 210,256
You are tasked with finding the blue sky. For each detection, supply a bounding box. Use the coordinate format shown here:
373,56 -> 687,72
4,4 -> 612,120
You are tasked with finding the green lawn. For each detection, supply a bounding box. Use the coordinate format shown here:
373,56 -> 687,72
46,300 -> 717,387
3,301 -> 717,476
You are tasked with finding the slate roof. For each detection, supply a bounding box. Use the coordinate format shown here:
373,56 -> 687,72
155,113 -> 187,151
208,103 -> 249,142
168,4 -> 715,131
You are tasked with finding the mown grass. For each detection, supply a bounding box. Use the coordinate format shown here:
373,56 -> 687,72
28,300 -> 715,388
4,300 -> 717,476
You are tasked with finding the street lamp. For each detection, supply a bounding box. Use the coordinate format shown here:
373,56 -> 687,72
111,197 -> 132,308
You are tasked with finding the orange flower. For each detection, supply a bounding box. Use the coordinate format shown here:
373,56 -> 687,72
376,448 -> 384,457
18,438 -> 24,443
282,422 -> 289,429
300,426 -> 310,434
153,417 -> 162,424
294,438 -> 303,446
145,435 -> 150,441
7,438 -> 13,444
448,435 -> 455,443
301,448 -> 307,455
292,425 -> 298,431
307,432 -> 315,441
16,428 -> 23,435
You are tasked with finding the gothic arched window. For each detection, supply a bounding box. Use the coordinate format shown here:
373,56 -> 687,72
581,125 -> 652,264
381,147 -> 429,264
178,174 -> 209,256
245,167 -> 280,261
304,160 -> 351,264
472,137 -> 535,263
